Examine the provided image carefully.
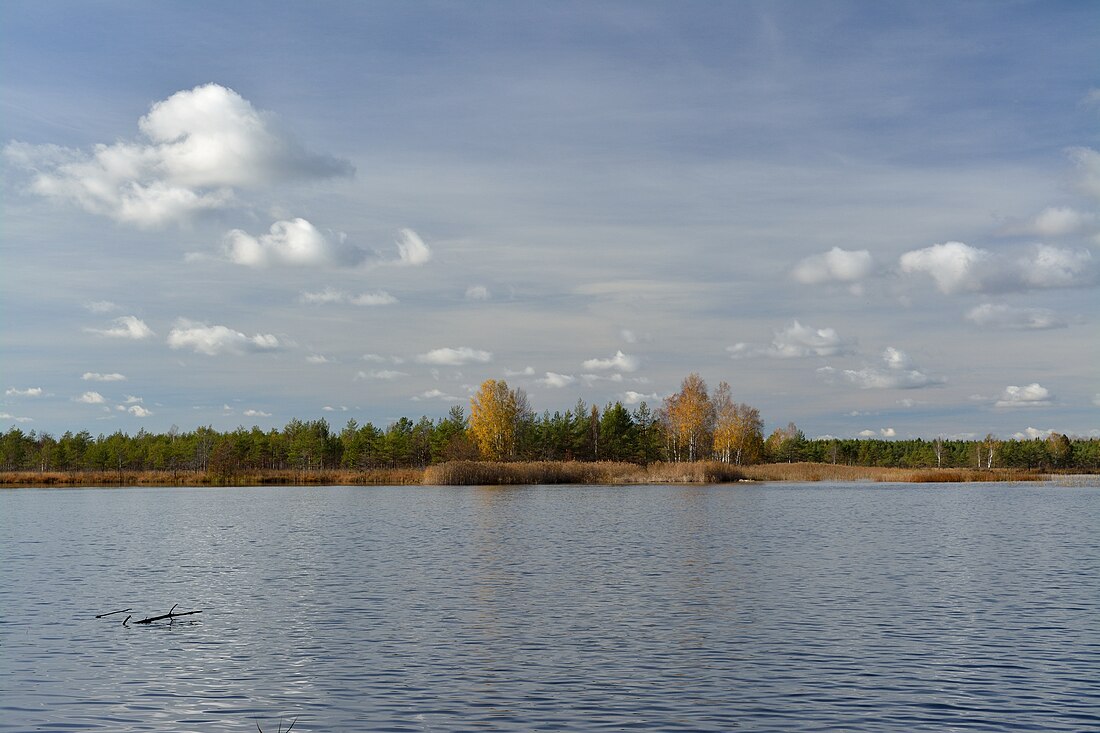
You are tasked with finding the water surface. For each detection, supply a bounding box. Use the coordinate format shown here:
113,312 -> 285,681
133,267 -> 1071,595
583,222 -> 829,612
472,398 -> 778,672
2,482 -> 1098,731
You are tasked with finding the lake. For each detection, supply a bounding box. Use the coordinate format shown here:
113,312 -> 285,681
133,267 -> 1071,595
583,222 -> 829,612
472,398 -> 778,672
2,482 -> 1098,732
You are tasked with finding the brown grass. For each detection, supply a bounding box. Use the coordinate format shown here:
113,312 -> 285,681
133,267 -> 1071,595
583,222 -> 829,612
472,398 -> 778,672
0,461 -> 1042,488
739,462 -> 1040,483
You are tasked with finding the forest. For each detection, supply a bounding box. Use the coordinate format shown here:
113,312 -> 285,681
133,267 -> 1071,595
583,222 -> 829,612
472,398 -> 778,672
1,375 -> 1097,476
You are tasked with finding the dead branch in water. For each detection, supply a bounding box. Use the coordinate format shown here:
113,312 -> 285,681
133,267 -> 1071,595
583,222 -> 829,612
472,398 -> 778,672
95,608 -> 132,618
134,604 -> 203,624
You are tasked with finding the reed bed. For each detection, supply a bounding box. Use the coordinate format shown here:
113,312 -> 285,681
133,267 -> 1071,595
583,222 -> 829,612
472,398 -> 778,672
739,462 -> 1040,483
0,467 -> 423,487
422,460 -> 746,485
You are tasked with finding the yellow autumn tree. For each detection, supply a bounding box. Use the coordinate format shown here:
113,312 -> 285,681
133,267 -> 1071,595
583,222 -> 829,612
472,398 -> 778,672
713,381 -> 764,465
662,373 -> 714,462
468,379 -> 517,461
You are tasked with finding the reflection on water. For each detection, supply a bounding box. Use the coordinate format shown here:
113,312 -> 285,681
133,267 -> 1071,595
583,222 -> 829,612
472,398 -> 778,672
2,482 -> 1099,731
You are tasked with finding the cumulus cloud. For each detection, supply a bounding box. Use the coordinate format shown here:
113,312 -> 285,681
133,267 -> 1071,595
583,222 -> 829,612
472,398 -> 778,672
1013,427 -> 1056,440
86,316 -> 155,340
1029,206 -> 1095,237
244,409 -> 272,417
77,391 -> 106,404
305,355 -> 332,364
841,347 -> 944,390
395,228 -> 431,266
465,285 -> 491,301
995,383 -> 1053,408
298,287 -> 397,306
167,319 -> 280,356
900,241 -> 1097,294
4,83 -> 352,227
965,303 -> 1067,330
224,218 -> 372,268
5,387 -> 43,397
880,428 -> 897,438
82,372 -> 127,382
0,412 -> 33,423
582,350 -> 639,372
416,347 -> 492,366
729,321 -> 853,359
623,391 -> 658,405
505,366 -> 536,377
127,405 -> 152,418
538,372 -> 576,388
792,247 -> 874,286
412,389 -> 462,402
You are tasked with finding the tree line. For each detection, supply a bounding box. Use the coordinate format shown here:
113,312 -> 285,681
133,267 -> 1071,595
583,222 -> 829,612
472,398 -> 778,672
1,374 -> 1097,474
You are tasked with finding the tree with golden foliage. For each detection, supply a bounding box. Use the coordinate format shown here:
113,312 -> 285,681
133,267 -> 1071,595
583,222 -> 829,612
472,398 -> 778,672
712,381 -> 765,465
468,379 -> 518,461
662,373 -> 715,462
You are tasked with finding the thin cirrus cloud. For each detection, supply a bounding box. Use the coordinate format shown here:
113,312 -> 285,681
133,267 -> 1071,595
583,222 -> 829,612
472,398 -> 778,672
829,347 -> 945,390
728,321 -> 853,359
582,350 -> 639,372
298,287 -> 397,306
355,369 -> 408,380
416,347 -> 492,366
995,383 -> 1053,408
791,247 -> 874,286
4,83 -> 352,228
899,241 -> 1097,294
82,372 -> 127,382
167,319 -> 279,356
965,303 -> 1067,330
85,316 -> 155,340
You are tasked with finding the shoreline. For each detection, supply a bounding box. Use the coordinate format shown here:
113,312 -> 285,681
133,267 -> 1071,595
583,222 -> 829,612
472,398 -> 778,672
0,461 -> 1056,488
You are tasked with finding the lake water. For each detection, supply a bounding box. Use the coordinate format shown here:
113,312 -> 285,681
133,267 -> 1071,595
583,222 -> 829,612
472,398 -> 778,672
2,482 -> 1098,732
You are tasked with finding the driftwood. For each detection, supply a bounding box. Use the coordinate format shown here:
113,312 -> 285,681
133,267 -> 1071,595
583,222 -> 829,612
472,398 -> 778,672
95,608 -> 132,618
134,604 -> 202,624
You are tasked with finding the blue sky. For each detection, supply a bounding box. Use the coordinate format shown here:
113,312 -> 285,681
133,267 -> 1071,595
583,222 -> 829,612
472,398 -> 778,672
2,0 -> 1098,440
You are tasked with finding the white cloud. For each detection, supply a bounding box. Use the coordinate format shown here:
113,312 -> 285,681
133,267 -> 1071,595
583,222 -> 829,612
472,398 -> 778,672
77,391 -> 106,404
122,395 -> 143,404
1068,146 -> 1100,202
86,316 -> 155,340
538,372 -> 576,388
1030,206 -> 1094,237
4,83 -> 351,227
416,347 -> 492,366
127,405 -> 152,418
995,383 -> 1053,408
5,387 -> 43,397
350,291 -> 398,306
167,319 -> 280,356
729,321 -> 852,359
465,285 -> 491,301
1013,427 -> 1056,440
84,300 -> 120,314
965,303 -> 1067,330
395,228 -> 431,266
243,409 -> 272,417
356,369 -> 408,380
841,348 -> 944,390
505,366 -> 536,377
900,241 -> 1097,294
622,391 -> 658,405
582,350 -> 639,372
858,429 -> 877,437
82,372 -> 127,382
880,428 -> 897,438
306,355 -> 332,364
413,389 -> 461,402
224,218 -> 371,268
0,412 -> 33,423
792,247 -> 874,285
